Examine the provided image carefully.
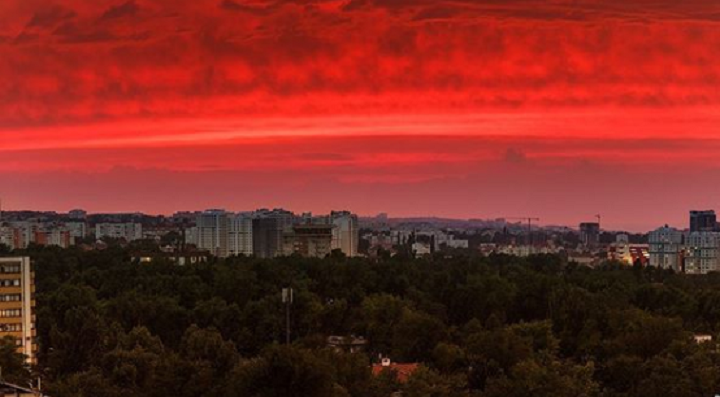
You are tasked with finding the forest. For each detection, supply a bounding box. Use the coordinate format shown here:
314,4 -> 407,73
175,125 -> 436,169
3,245 -> 720,397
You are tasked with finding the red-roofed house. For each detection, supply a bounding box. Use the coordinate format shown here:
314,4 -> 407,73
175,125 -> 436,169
371,358 -> 419,383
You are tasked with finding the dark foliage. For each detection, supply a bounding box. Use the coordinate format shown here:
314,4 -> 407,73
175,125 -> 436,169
10,247 -> 720,396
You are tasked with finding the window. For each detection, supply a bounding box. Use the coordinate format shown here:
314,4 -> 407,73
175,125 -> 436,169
0,279 -> 21,287
0,309 -> 21,318
0,323 -> 22,332
0,294 -> 21,302
0,265 -> 20,274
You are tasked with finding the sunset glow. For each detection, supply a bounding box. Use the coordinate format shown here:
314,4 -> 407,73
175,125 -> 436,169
2,0 -> 720,230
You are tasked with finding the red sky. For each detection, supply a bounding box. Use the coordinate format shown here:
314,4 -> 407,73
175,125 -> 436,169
1,0 -> 720,231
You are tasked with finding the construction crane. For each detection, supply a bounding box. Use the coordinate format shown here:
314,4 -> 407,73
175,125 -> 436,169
505,217 -> 541,246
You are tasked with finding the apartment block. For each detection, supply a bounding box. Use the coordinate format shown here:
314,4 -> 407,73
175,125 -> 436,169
648,226 -> 684,271
684,232 -> 720,274
0,257 -> 36,364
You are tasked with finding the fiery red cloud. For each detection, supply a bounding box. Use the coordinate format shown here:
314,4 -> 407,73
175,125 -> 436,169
1,0 -> 719,230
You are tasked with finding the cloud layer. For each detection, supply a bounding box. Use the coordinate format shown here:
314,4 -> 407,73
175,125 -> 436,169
1,0 -> 719,230
1,0 -> 719,125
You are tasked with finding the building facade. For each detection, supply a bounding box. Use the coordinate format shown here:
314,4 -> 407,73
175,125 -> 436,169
0,257 -> 36,364
579,222 -> 600,247
690,210 -> 718,232
194,210 -> 230,258
282,224 -> 334,257
684,231 -> 720,274
229,213 -> 253,256
331,211 -> 359,257
648,226 -> 684,271
253,209 -> 296,258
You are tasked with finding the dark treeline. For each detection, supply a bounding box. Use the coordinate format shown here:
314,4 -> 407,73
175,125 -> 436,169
6,245 -> 720,396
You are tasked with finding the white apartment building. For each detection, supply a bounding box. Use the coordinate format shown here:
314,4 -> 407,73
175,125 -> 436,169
648,226 -> 684,271
331,211 -> 359,257
684,231 -> 720,274
194,210 -> 230,258
229,213 -> 253,256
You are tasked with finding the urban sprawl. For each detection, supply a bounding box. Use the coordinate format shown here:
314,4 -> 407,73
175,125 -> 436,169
0,208 -> 718,275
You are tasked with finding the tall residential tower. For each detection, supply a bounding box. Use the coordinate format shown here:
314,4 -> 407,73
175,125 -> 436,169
0,257 -> 36,364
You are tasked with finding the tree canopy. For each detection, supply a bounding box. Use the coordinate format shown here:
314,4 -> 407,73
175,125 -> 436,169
9,247 -> 720,396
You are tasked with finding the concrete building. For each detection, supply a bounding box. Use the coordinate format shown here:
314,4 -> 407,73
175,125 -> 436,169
684,231 -> 720,274
64,222 -> 87,239
282,223 -> 333,258
229,213 -> 253,256
0,227 -> 18,250
8,223 -> 36,249
579,222 -> 600,247
648,226 -> 684,271
253,209 -> 296,258
690,210 -> 717,232
0,257 -> 36,364
330,211 -> 359,257
95,223 -> 143,242
194,210 -> 230,258
34,229 -> 72,248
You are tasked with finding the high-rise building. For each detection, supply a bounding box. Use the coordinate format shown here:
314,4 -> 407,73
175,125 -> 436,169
684,231 -> 720,274
252,209 -> 296,258
229,213 -> 253,256
690,210 -> 717,232
579,222 -> 600,247
194,210 -> 230,258
0,257 -> 36,364
282,223 -> 334,257
648,226 -> 684,271
330,211 -> 359,257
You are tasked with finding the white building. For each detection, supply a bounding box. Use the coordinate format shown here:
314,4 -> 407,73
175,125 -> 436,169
648,226 -> 684,271
95,223 -> 143,242
684,231 -> 720,274
193,210 -> 230,258
229,213 -> 253,256
331,211 -> 359,257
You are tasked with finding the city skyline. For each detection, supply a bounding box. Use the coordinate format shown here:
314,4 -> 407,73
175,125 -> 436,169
0,202 -> 714,233
2,0 -> 720,232
1,203 -> 718,234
